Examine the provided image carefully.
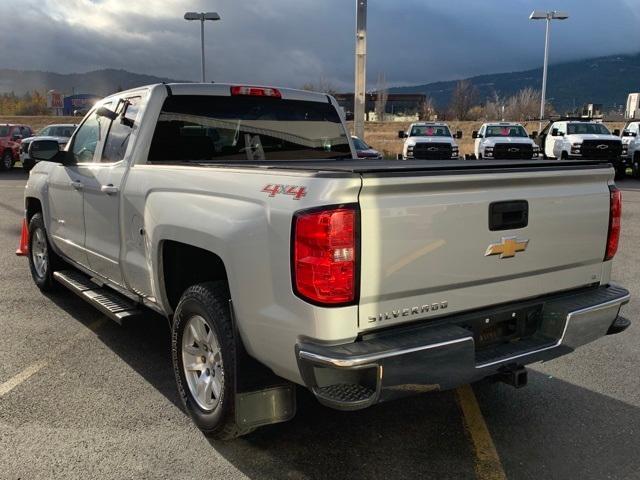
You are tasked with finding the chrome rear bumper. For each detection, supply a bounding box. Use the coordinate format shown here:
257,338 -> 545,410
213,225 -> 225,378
296,284 -> 630,410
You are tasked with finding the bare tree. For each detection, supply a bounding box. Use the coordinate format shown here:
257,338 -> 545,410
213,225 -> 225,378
301,76 -> 338,95
505,87 -> 542,121
449,80 -> 478,120
482,91 -> 505,120
373,72 -> 389,122
419,95 -> 436,120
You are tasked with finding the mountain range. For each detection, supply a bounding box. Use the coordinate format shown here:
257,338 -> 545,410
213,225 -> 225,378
1,52 -> 639,112
390,52 -> 640,112
0,68 -> 183,97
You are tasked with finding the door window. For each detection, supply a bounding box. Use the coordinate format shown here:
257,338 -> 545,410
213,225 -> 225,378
71,109 -> 108,163
101,97 -> 141,163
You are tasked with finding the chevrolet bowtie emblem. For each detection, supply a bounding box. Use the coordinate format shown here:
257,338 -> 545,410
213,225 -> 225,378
485,237 -> 529,259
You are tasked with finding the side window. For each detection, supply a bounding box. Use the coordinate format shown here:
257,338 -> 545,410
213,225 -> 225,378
71,106 -> 110,163
21,126 -> 32,138
101,97 -> 141,163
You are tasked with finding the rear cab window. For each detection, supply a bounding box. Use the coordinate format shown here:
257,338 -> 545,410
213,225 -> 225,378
147,94 -> 352,162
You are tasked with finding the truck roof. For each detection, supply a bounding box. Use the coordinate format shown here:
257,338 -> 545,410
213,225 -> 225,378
410,122 -> 449,127
106,82 -> 333,104
483,122 -> 523,127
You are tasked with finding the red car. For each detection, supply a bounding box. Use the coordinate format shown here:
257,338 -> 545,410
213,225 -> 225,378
0,124 -> 33,171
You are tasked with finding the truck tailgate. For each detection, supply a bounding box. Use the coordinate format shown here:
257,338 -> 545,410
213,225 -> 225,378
358,166 -> 613,330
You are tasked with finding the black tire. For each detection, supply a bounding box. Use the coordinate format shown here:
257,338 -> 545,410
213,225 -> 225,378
171,281 -> 245,440
633,154 -> 640,178
561,151 -> 569,160
27,213 -> 62,291
1,150 -> 12,171
22,158 -> 35,172
615,166 -> 626,179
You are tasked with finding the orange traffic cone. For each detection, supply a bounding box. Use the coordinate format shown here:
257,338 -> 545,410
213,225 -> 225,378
15,218 -> 29,256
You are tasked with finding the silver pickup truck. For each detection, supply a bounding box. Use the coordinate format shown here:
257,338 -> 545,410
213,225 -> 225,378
21,83 -> 630,439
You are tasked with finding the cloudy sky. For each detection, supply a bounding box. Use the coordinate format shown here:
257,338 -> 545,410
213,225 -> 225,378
1,0 -> 639,89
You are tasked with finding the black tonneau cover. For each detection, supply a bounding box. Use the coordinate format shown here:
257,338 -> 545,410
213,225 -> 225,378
154,159 -> 612,175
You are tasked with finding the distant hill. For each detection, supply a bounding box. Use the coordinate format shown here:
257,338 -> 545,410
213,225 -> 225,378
0,68 -> 185,97
390,53 -> 640,113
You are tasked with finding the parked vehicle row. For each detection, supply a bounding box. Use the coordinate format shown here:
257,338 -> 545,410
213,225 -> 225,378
20,83 -> 630,439
21,124 -> 77,172
0,124 -> 33,171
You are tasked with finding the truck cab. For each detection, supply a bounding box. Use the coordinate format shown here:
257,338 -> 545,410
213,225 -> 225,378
537,119 -> 623,174
398,122 -> 462,160
621,121 -> 640,177
472,122 -> 539,160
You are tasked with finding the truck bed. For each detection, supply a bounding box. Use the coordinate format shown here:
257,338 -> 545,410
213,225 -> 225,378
150,159 -> 612,175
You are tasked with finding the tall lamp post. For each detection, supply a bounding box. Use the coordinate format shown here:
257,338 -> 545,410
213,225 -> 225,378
530,10 -> 568,130
184,11 -> 221,82
354,0 -> 367,140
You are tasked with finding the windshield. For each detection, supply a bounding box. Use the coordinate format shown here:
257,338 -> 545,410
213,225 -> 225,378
39,125 -> 74,137
485,125 -> 528,137
567,123 -> 611,135
148,95 -> 352,162
410,125 -> 451,137
0,126 -> 9,137
352,137 -> 369,150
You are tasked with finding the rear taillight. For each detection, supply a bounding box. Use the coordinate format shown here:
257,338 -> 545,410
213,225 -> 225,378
605,186 -> 622,261
230,86 -> 282,98
292,205 -> 359,306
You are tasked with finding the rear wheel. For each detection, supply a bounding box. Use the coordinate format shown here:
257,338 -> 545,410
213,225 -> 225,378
1,150 -> 12,171
172,281 -> 246,440
560,151 -> 569,160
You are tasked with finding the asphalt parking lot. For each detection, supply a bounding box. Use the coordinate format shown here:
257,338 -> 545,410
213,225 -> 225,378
0,168 -> 638,480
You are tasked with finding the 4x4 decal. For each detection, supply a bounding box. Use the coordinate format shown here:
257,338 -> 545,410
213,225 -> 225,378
262,184 -> 307,200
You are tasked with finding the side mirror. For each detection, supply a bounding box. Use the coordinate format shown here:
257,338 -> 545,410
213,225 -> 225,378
96,106 -> 118,121
551,128 -> 559,137
29,139 -> 62,162
613,129 -> 621,136
12,133 -> 22,141
398,130 -> 407,139
530,131 -> 538,139
472,131 -> 478,139
455,130 -> 463,139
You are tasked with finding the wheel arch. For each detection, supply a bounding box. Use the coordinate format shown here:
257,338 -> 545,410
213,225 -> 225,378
159,239 -> 230,316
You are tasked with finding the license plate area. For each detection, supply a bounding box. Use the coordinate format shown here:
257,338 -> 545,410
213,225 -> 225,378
460,305 -> 543,352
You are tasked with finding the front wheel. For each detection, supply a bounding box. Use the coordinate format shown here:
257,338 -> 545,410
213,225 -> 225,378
22,158 -> 35,172
27,213 -> 62,291
632,154 -> 640,178
1,150 -> 12,171
172,281 -> 245,440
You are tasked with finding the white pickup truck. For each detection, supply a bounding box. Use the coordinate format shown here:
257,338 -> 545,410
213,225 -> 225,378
537,118 -> 624,175
472,122 -> 540,160
621,121 -> 640,177
22,83 -> 630,439
398,122 -> 462,160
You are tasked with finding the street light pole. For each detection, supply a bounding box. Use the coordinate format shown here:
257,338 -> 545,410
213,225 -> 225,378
540,16 -> 550,130
184,12 -> 221,83
530,10 -> 568,131
200,18 -> 206,83
354,0 -> 367,140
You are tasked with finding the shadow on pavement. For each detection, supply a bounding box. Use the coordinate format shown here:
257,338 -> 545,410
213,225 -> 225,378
44,286 -> 639,480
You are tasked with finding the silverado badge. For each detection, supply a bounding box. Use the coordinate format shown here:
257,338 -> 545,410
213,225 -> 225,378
485,237 -> 529,259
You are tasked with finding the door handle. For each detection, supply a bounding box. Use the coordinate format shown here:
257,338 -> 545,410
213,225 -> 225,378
70,181 -> 83,190
101,184 -> 119,195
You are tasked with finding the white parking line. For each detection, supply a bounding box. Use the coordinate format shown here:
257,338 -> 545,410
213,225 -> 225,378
0,318 -> 106,398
